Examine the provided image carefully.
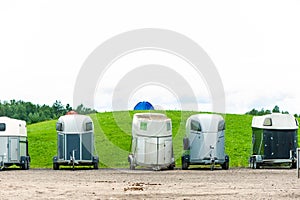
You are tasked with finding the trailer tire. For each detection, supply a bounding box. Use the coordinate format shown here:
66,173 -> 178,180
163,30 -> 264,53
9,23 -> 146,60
252,157 -> 260,169
130,159 -> 135,170
26,159 -> 30,170
21,162 -> 26,170
130,163 -> 135,170
168,164 -> 175,170
93,162 -> 99,170
291,161 -> 297,169
53,163 -> 59,170
222,155 -> 229,170
128,155 -> 135,170
182,160 -> 188,170
21,159 -> 29,170
221,161 -> 229,170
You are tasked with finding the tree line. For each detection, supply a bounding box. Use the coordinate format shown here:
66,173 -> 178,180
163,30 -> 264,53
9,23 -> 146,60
246,105 -> 294,116
0,100 -> 97,124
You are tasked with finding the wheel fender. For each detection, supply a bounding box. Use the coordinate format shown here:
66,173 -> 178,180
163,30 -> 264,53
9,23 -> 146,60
128,154 -> 134,163
225,155 -> 229,162
93,156 -> 99,163
20,156 -> 26,164
182,155 -> 190,163
53,156 -> 58,163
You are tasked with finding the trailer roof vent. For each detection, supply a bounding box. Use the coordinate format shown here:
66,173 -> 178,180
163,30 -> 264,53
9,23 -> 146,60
0,123 -> 6,131
263,118 -> 272,126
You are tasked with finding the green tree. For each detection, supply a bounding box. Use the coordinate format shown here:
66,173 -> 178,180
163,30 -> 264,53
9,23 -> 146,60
272,105 -> 280,113
75,104 -> 97,115
52,100 -> 66,117
0,99 -> 75,124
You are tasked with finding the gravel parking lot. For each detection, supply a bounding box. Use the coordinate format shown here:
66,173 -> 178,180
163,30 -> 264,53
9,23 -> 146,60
0,168 -> 299,199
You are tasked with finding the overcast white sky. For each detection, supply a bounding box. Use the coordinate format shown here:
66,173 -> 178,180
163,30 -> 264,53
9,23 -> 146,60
1,0 -> 300,114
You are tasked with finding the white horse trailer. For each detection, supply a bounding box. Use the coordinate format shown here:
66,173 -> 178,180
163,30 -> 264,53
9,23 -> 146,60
53,114 -> 99,170
128,113 -> 175,170
0,117 -> 30,170
182,114 -> 229,170
250,113 -> 298,169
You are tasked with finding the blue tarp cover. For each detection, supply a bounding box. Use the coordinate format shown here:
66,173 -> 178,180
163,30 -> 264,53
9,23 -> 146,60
134,101 -> 154,110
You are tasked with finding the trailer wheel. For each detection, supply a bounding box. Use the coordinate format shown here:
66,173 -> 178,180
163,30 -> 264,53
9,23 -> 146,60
26,159 -> 30,170
53,163 -> 59,170
21,162 -> 26,170
130,159 -> 135,170
93,162 -> 99,170
21,160 -> 29,170
168,164 -> 175,170
129,158 -> 135,170
222,155 -> 229,170
221,161 -> 229,170
128,155 -> 135,170
182,160 -> 188,170
291,161 -> 297,169
253,161 -> 260,169
252,157 -> 260,169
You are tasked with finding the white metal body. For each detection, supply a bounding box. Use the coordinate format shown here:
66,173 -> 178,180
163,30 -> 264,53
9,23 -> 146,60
130,113 -> 174,169
0,117 -> 28,166
252,113 -> 298,130
186,114 -> 226,164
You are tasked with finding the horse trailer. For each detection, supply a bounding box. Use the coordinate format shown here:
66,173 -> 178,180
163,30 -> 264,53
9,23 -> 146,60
0,117 -> 30,170
250,113 -> 298,169
53,113 -> 99,170
182,114 -> 229,170
128,113 -> 175,170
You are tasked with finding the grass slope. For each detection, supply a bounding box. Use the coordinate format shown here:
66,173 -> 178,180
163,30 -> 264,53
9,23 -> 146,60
27,111 -> 297,168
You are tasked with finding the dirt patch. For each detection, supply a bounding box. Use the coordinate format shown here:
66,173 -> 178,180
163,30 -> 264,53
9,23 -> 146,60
0,168 -> 299,199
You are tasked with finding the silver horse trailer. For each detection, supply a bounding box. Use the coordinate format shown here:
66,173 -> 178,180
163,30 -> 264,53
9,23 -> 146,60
128,113 -> 175,170
182,114 -> 229,170
0,117 -> 30,170
250,113 -> 298,169
53,114 -> 99,170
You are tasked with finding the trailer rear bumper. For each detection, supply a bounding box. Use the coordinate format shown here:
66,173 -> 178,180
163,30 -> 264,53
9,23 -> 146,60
189,159 -> 227,165
0,156 -> 30,170
128,154 -> 175,171
250,155 -> 296,169
260,159 -> 293,164
53,156 -> 99,169
182,154 -> 229,170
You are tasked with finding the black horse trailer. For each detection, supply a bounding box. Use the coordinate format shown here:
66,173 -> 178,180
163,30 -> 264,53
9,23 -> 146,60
250,113 -> 298,169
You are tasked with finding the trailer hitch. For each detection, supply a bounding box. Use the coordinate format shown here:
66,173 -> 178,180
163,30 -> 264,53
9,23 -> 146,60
69,149 -> 78,170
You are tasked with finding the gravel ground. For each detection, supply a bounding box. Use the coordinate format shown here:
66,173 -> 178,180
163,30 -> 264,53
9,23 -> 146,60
0,168 -> 299,199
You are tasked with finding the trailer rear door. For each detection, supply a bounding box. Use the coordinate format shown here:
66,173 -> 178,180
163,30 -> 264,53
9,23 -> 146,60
190,131 -> 202,161
264,130 -> 296,159
9,138 -> 19,161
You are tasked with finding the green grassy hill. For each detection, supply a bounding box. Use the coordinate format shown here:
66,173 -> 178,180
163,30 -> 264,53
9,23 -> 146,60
27,111 -> 296,168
